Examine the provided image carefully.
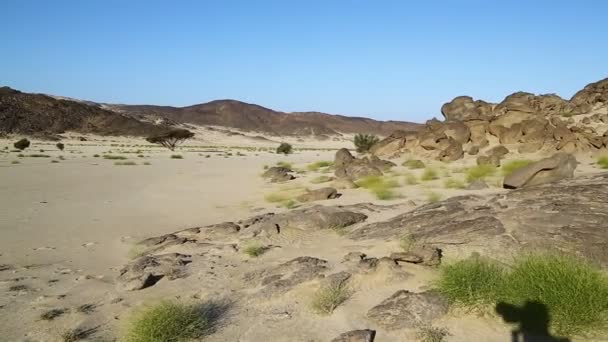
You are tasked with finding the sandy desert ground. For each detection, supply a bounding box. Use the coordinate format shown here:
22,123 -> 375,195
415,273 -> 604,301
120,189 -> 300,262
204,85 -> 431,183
1,132 -> 607,342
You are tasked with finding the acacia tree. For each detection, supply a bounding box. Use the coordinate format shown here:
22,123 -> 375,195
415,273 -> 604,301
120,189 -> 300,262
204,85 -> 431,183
146,129 -> 194,151
354,133 -> 379,153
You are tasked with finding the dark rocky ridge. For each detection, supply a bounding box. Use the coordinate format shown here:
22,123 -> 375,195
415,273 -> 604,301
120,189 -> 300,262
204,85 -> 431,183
0,87 -> 166,137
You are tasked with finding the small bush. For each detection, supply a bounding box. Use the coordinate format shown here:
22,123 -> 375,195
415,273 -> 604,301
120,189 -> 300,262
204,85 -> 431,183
27,154 -> 51,158
103,155 -> 127,160
501,159 -> 532,176
51,160 -> 59,163
242,242 -> 266,257
310,281 -> 352,314
353,133 -> 379,153
11,160 -> 20,164
311,175 -> 332,184
115,161 -> 137,166
307,161 -> 333,171
123,301 -> 212,342
417,325 -> 450,342
170,154 -> 183,159
93,154 -> 100,158
426,192 -> 442,203
443,178 -> 465,189
143,162 -> 151,165
56,143 -> 65,151
276,161 -> 292,169
276,142 -> 293,155
421,167 -> 439,181
283,199 -> 299,209
404,173 -> 418,185
598,156 -> 608,169
403,159 -> 425,169
13,138 -> 30,150
465,164 -> 496,182
356,175 -> 400,200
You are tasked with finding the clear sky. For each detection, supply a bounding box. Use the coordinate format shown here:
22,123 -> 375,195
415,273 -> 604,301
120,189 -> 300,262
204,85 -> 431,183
1,0 -> 607,122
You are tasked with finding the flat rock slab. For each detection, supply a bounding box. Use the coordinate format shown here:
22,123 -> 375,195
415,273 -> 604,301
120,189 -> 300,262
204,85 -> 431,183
367,290 -> 448,330
331,329 -> 376,342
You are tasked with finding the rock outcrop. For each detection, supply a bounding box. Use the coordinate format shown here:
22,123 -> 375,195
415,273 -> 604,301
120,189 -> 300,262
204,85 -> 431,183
367,290 -> 448,330
503,153 -> 577,189
262,167 -> 296,183
334,148 -> 391,180
296,187 -> 341,202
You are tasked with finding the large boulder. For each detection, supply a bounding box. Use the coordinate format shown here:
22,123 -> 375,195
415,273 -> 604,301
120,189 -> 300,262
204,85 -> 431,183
503,153 -> 577,189
262,167 -> 295,183
330,330 -> 376,342
369,130 -> 413,157
334,148 -> 387,180
438,137 -> 464,162
571,77 -> 608,113
335,148 -> 355,168
441,96 -> 495,121
367,290 -> 448,330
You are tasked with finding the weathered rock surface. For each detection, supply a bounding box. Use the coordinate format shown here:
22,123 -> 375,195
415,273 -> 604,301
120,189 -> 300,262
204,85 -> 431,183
389,245 -> 441,266
503,153 -> 577,189
334,149 -> 387,180
441,96 -> 495,121
350,173 -> 608,265
117,253 -> 191,291
296,187 -> 341,202
367,290 -> 448,330
243,256 -> 328,297
330,329 -> 376,342
262,166 -> 295,182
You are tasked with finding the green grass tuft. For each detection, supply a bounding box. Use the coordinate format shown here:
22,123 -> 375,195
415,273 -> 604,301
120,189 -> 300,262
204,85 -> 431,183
437,254 -> 608,336
426,192 -> 442,203
501,159 -> 532,176
170,154 -> 183,159
465,164 -> 496,182
421,167 -> 439,181
310,175 -> 332,184
242,242 -> 266,257
356,175 -> 400,200
307,161 -> 333,171
403,159 -> 426,169
103,154 -> 127,160
115,161 -> 137,166
276,161 -> 292,169
310,281 -> 352,315
123,301 -> 214,342
404,172 -> 418,185
598,156 -> 608,169
443,178 -> 465,189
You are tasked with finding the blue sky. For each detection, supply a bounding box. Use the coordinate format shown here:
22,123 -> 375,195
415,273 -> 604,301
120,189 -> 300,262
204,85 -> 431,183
1,0 -> 607,122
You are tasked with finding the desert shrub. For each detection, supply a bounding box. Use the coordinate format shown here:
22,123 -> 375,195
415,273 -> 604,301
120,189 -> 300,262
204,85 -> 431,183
242,242 -> 266,257
283,200 -> 299,209
353,133 -> 379,153
443,178 -> 465,189
170,154 -> 183,159
501,159 -> 532,176
276,142 -> 293,155
56,143 -> 65,151
51,160 -> 59,163
437,254 -> 608,336
13,138 -> 30,150
123,301 -> 213,342
93,154 -> 100,158
426,192 -> 442,203
40,308 -> 67,321
115,161 -> 137,166
11,160 -> 20,164
60,327 -> 96,342
310,280 -> 352,315
421,167 -> 439,181
276,161 -> 292,169
146,129 -> 194,151
27,154 -> 50,158
103,155 -> 127,160
264,192 -> 291,203
465,164 -> 496,182
404,173 -> 418,185
403,159 -> 425,169
307,161 -> 333,171
143,162 -> 151,165
598,156 -> 608,169
311,175 -> 332,184
356,175 -> 400,200
417,325 -> 450,342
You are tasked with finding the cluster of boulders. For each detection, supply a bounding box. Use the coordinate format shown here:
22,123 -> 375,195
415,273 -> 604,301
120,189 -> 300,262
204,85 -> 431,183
334,148 -> 395,180
371,78 -> 608,161
262,166 -> 295,182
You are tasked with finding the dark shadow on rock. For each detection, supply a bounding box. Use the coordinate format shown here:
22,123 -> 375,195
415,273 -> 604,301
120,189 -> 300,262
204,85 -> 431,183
495,301 -> 570,342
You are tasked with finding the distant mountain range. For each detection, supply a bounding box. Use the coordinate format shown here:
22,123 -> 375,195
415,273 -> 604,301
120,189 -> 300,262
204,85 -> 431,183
0,87 -> 421,138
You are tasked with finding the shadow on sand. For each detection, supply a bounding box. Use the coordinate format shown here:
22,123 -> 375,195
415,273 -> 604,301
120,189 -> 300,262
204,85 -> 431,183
495,301 -> 570,342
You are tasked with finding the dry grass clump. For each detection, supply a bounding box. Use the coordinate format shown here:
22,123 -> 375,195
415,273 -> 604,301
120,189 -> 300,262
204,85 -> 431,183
465,164 -> 496,182
443,178 -> 465,189
115,161 -> 137,166
306,161 -> 333,171
356,175 -> 400,200
170,154 -> 183,159
501,159 -> 532,176
310,175 -> 332,184
103,154 -> 127,160
597,156 -> 608,169
242,242 -> 267,257
310,280 -> 352,315
421,167 -> 439,181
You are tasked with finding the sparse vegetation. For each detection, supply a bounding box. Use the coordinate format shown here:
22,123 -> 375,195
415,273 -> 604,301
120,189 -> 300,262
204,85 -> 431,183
443,178 -> 465,189
143,161 -> 151,165
403,159 -> 425,169
146,129 -> 194,151
311,175 -> 332,184
276,142 -> 293,155
465,164 -> 496,182
103,154 -> 127,160
598,156 -> 608,169
437,254 -> 608,336
170,154 -> 183,159
26,154 -> 51,158
51,160 -> 59,163
404,172 -> 418,185
421,167 -> 439,181
276,161 -> 292,169
56,143 -> 65,151
310,280 -> 352,315
501,159 -> 532,176
242,242 -> 266,257
60,327 -> 96,342
353,133 -> 379,153
417,325 -> 450,342
93,154 -> 100,158
426,192 -> 442,203
123,301 -> 213,342
11,160 -> 20,164
13,138 -> 30,150
356,175 -> 400,200
40,308 -> 67,321
115,161 -> 137,166
306,160 -> 333,171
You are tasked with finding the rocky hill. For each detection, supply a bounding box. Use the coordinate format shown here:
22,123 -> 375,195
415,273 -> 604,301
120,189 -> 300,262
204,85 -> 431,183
0,87 -> 165,137
371,77 -> 608,162
110,100 -> 420,136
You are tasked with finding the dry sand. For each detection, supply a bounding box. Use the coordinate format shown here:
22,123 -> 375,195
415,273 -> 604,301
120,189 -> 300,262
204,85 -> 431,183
1,132 -> 607,341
